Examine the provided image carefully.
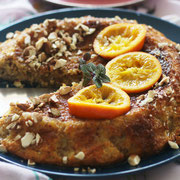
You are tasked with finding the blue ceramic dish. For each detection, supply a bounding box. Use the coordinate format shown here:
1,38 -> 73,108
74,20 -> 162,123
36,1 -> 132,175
0,8 -> 180,178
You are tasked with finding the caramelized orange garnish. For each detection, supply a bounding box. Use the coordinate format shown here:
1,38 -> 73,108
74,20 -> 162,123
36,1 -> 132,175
93,23 -> 146,59
106,52 -> 162,93
68,83 -> 130,119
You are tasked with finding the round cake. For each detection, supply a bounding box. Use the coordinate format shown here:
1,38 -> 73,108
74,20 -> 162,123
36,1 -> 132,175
0,16 -> 179,167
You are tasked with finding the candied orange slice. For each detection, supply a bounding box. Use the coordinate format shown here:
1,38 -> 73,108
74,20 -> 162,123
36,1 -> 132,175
68,83 -> 130,119
106,52 -> 162,93
93,23 -> 146,59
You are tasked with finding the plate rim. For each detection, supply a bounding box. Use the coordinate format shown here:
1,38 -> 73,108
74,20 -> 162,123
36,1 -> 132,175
43,0 -> 144,8
0,7 -> 180,178
0,151 -> 180,178
0,7 -> 180,32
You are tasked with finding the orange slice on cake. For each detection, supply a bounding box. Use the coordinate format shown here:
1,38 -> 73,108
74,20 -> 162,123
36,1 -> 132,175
106,52 -> 162,93
93,23 -> 146,59
68,83 -> 130,119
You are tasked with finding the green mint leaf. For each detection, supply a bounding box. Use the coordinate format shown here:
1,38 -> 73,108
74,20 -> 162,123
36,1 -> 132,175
87,63 -> 96,72
83,75 -> 91,86
93,76 -> 102,88
97,64 -> 106,75
79,56 -> 110,88
79,58 -> 86,66
80,64 -> 91,77
100,74 -> 111,83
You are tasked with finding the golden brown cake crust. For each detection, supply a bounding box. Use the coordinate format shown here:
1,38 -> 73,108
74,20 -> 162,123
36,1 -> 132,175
0,16 -> 179,166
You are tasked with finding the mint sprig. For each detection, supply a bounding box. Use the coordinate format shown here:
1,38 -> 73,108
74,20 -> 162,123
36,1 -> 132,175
79,57 -> 110,88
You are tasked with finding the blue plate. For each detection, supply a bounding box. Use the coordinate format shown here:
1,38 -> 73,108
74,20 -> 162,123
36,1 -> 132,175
0,8 -> 180,178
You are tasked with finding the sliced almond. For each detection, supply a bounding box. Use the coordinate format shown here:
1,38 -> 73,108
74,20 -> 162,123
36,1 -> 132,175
27,159 -> 36,166
74,167 -> 79,172
35,37 -> 47,50
128,155 -> 141,166
77,49 -> 82,55
139,90 -> 156,106
24,35 -> 31,45
13,81 -> 23,88
176,44 -> 180,51
36,133 -> 41,145
48,32 -> 57,41
6,122 -> 17,130
62,156 -> 68,164
25,120 -> 33,127
59,86 -> 71,95
50,108 -> 61,116
6,32 -> 14,39
168,141 -> 179,149
11,114 -> 20,121
21,132 -> 35,148
54,59 -> 67,70
87,167 -> 96,174
22,112 -> 32,119
50,94 -> 59,103
14,134 -> 21,141
74,151 -> 85,160
158,74 -> 170,86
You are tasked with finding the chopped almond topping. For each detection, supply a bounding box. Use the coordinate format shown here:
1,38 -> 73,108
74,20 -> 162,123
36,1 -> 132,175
128,155 -> 141,166
77,49 -> 82,55
54,59 -> 67,69
36,133 -> 41,145
6,122 -> 17,130
62,156 -> 68,164
23,46 -> 36,57
87,167 -> 96,174
115,16 -> 121,21
11,114 -> 20,121
50,108 -> 60,116
13,80 -> 23,88
14,134 -> 21,141
74,151 -> 85,160
38,52 -> 46,62
29,97 -> 40,105
59,85 -> 71,95
24,35 -> 31,45
158,74 -> 170,86
6,32 -> 14,39
168,141 -> 179,149
35,37 -> 47,50
22,112 -> 32,119
175,44 -> 180,51
74,23 -> 88,31
158,42 -> 168,48
139,90 -> 156,106
48,32 -> 57,41
21,132 -> 35,148
16,125 -> 21,130
31,112 -> 39,123
74,23 -> 95,36
50,95 -> 59,103
74,167 -> 79,172
27,159 -> 36,166
166,87 -> 174,95
25,120 -> 33,127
